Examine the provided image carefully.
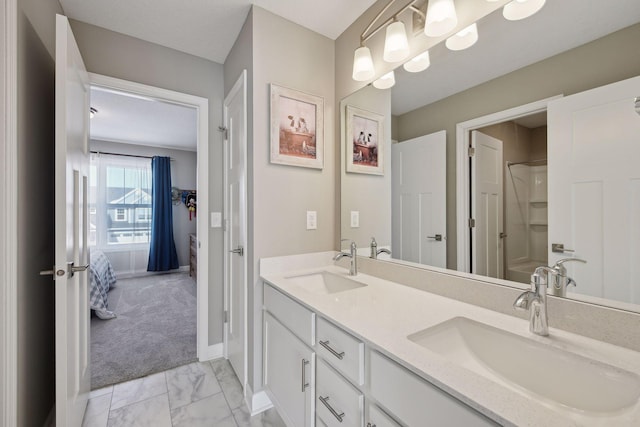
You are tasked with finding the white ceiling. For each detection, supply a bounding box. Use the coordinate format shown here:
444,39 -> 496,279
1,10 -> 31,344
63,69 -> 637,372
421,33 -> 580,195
90,87 -> 198,151
58,0 -> 378,64
391,0 -> 640,115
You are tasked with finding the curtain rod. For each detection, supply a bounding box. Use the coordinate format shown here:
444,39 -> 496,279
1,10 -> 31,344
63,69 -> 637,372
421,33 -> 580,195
90,151 -> 175,161
506,158 -> 547,167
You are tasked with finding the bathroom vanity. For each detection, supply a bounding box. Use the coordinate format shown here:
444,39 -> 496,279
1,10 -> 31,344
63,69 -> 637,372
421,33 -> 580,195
260,253 -> 640,427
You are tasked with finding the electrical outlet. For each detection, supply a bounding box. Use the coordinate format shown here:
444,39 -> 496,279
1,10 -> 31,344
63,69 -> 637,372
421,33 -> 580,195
350,211 -> 360,228
306,211 -> 317,230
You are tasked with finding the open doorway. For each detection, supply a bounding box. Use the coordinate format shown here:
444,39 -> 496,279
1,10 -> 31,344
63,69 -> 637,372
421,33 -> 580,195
474,112 -> 548,283
87,75 -> 209,389
456,96 -> 560,280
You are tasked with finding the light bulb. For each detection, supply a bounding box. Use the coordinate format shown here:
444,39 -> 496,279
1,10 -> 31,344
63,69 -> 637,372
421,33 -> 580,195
445,23 -> 479,51
403,51 -> 431,73
503,0 -> 546,21
383,21 -> 410,63
372,71 -> 396,90
424,0 -> 458,37
352,46 -> 375,81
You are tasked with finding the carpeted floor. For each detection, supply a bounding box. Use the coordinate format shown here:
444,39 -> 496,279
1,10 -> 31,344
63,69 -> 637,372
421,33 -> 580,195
91,272 -> 197,389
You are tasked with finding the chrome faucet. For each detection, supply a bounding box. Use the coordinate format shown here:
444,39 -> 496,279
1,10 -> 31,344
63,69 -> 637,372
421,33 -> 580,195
334,240 -> 358,276
370,237 -> 391,259
549,258 -> 587,297
514,266 -> 555,336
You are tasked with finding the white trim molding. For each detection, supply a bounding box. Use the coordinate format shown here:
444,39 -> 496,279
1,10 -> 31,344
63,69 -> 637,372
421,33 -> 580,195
1,0 -> 18,425
244,383 -> 273,416
455,95 -> 562,273
88,73 -> 211,362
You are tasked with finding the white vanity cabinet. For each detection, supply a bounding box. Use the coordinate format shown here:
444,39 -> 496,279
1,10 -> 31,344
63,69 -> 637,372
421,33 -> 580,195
264,286 -> 316,427
263,282 -> 497,427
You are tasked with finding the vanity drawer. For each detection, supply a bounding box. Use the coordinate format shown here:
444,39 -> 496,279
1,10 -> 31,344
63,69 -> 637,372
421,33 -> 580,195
317,359 -> 363,427
369,351 -> 497,427
366,403 -> 401,427
264,284 -> 315,346
316,317 -> 364,385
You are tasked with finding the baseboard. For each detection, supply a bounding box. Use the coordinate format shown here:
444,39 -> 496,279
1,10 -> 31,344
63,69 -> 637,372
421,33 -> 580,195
199,343 -> 223,361
245,383 -> 273,416
178,265 -> 189,273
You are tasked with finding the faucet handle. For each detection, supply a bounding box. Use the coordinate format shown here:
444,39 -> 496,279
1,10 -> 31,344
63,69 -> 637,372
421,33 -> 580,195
553,258 -> 587,267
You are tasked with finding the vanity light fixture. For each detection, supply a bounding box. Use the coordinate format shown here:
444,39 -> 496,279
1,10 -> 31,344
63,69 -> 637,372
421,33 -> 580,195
352,0 -> 421,82
424,0 -> 458,37
487,0 -> 546,21
403,50 -> 431,73
373,71 -> 396,89
445,23 -> 478,51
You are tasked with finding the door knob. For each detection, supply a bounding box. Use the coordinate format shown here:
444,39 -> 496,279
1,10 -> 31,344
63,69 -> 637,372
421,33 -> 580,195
427,234 -> 443,241
552,243 -> 575,253
229,246 -> 244,256
40,267 -> 66,278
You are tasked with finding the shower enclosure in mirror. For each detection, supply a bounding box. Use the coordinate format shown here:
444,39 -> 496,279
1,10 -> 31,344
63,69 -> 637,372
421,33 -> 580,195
340,0 -> 640,313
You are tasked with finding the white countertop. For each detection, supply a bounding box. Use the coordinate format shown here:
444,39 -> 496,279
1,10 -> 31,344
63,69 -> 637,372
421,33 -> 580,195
260,258 -> 640,427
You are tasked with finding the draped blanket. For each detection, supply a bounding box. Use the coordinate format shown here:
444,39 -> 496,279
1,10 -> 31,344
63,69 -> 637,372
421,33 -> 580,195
90,250 -> 117,319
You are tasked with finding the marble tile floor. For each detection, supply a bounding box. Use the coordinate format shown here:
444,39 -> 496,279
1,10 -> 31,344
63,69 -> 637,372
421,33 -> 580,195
82,358 -> 285,427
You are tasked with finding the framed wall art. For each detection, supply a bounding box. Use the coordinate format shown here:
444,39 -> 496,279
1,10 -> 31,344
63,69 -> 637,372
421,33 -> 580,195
345,105 -> 384,175
270,84 -> 324,169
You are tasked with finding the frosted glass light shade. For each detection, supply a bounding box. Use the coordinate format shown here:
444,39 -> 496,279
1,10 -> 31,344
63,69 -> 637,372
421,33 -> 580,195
424,0 -> 458,37
372,71 -> 396,89
403,51 -> 431,73
445,23 -> 478,51
383,21 -> 410,63
352,46 -> 375,81
503,0 -> 546,21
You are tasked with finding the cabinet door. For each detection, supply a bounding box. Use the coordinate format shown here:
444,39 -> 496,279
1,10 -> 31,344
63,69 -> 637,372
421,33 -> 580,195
264,312 -> 315,427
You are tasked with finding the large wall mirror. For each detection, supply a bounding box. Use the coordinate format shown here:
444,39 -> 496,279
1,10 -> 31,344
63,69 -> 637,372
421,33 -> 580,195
340,0 -> 640,313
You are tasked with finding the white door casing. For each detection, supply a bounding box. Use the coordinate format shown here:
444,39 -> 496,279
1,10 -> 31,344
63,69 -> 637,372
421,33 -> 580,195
548,75 -> 640,304
54,14 -> 90,426
472,131 -> 504,279
391,131 -> 447,268
224,70 -> 248,389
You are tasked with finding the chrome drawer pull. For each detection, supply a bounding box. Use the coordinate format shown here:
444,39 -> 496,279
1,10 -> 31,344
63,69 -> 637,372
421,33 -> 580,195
301,359 -> 310,392
319,340 -> 345,360
319,396 -> 344,423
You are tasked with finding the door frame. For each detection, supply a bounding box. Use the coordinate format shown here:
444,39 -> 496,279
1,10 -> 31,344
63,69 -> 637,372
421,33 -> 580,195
1,0 -> 18,424
222,70 -> 248,389
455,96 -> 561,273
88,73 -> 211,359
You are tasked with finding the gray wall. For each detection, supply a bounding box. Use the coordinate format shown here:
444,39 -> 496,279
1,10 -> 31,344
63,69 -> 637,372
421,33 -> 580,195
16,0 -> 64,425
69,20 -> 226,345
90,140 -> 198,268
225,6 -> 336,393
395,23 -> 640,269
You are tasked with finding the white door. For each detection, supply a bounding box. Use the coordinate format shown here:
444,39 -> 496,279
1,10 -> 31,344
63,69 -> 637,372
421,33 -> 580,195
54,14 -> 91,426
548,76 -> 640,304
224,71 -> 247,387
472,131 -> 504,279
391,131 -> 447,267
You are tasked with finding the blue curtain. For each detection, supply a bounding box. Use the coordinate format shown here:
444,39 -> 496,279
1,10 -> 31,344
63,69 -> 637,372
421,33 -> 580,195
148,156 -> 179,271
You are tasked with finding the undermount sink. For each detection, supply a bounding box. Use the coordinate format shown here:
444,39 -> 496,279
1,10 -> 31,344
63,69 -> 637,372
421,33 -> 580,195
408,317 -> 640,414
285,271 -> 366,295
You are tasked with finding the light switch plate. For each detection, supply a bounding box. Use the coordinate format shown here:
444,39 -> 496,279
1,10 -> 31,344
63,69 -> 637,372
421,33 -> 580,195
211,212 -> 222,228
351,211 -> 360,228
306,211 -> 317,230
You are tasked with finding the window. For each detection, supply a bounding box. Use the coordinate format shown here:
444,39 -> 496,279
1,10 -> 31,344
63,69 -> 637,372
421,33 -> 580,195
89,154 -> 152,248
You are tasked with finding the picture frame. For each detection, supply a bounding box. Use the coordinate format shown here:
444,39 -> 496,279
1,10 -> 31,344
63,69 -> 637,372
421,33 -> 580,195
345,105 -> 384,175
270,84 -> 324,169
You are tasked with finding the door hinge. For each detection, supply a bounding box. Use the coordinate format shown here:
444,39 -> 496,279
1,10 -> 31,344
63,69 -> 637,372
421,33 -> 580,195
224,310 -> 229,323
469,218 -> 476,228
468,146 -> 475,157
218,126 -> 228,140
